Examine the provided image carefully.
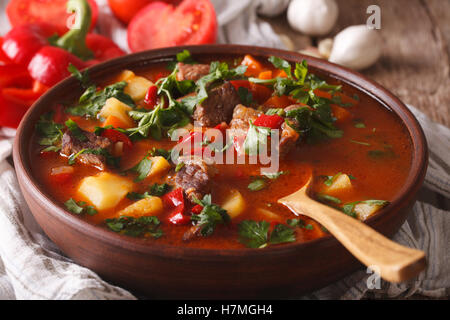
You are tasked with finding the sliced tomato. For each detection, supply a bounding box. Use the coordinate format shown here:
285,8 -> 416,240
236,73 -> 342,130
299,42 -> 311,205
6,0 -> 98,35
128,0 -> 217,52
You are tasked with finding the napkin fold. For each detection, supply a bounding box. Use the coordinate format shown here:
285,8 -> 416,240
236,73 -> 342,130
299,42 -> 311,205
0,0 -> 449,300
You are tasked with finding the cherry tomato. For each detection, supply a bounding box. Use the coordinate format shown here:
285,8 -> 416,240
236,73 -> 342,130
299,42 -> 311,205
127,0 -> 217,52
6,0 -> 98,35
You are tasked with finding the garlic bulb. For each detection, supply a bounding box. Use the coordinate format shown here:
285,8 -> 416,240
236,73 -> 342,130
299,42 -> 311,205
287,0 -> 339,36
318,38 -> 334,59
329,25 -> 382,70
256,0 -> 291,17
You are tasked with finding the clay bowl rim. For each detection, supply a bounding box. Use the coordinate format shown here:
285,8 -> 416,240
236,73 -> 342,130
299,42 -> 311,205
13,44 -> 428,261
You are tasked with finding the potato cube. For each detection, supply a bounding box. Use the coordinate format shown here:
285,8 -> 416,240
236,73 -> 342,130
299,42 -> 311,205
78,172 -> 133,211
99,97 -> 134,128
115,70 -> 136,82
221,190 -> 246,219
325,173 -> 352,194
117,196 -> 163,218
257,208 -> 281,221
124,76 -> 153,101
148,156 -> 171,178
355,202 -> 384,221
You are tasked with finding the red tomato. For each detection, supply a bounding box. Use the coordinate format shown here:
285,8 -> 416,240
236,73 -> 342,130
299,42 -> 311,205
108,0 -> 151,24
6,0 -> 98,35
128,0 -> 217,52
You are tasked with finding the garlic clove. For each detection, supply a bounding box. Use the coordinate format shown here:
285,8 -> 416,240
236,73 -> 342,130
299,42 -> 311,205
287,0 -> 339,37
299,47 -> 324,59
318,38 -> 334,59
329,25 -> 382,70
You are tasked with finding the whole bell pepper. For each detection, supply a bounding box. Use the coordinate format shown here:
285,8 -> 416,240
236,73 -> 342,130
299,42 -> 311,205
2,0 -> 125,87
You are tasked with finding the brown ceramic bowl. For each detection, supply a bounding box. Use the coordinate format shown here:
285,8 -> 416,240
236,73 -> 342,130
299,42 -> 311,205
13,45 -> 428,299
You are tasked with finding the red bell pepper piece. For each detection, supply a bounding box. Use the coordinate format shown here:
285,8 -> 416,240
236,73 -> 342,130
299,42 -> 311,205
163,188 -> 185,208
0,64 -> 33,88
168,209 -> 191,225
0,37 -> 12,65
28,46 -> 87,86
100,128 -> 133,149
5,0 -> 124,88
253,114 -> 285,129
163,188 -> 190,225
144,85 -> 158,108
0,92 -> 29,129
85,33 -> 125,62
1,23 -> 57,66
191,204 -> 203,214
2,80 -> 49,107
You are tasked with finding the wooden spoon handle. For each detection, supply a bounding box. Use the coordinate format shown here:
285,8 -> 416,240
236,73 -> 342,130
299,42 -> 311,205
280,194 -> 426,283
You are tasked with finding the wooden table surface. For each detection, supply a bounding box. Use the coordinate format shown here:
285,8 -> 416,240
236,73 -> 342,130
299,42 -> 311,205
265,0 -> 450,127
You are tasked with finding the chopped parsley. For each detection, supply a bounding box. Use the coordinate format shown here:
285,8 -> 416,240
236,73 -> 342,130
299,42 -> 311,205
35,112 -> 64,149
287,218 -> 314,230
238,220 -> 296,248
105,216 -> 163,238
191,194 -> 230,237
248,178 -> 267,191
126,183 -> 172,200
64,198 -> 97,216
129,153 -> 152,182
243,120 -> 271,156
316,193 -> 342,204
66,66 -> 135,118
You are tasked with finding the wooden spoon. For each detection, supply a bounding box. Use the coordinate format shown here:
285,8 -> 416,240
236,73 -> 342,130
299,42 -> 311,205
278,175 -> 426,283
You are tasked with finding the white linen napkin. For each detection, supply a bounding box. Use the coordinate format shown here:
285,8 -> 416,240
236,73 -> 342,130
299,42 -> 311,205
0,0 -> 448,300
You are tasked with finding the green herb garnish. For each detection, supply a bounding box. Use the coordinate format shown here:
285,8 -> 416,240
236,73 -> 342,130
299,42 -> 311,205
64,198 -> 97,216
191,194 -> 230,237
105,216 -> 163,238
238,220 -> 296,248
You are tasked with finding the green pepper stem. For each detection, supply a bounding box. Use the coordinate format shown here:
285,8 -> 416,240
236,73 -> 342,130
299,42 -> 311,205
55,0 -> 93,61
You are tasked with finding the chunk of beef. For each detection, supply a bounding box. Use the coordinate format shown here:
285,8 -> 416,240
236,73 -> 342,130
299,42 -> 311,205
176,62 -> 210,81
279,122 -> 300,157
175,156 -> 215,201
228,104 -> 262,137
61,130 -> 112,170
278,104 -> 302,156
193,81 -> 241,127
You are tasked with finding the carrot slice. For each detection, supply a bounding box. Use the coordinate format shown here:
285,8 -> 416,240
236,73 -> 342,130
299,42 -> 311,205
102,115 -> 130,129
330,104 -> 352,124
273,69 -> 288,78
258,70 -> 272,80
263,95 -> 295,109
333,91 -> 359,106
241,54 -> 264,77
314,89 -> 359,106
